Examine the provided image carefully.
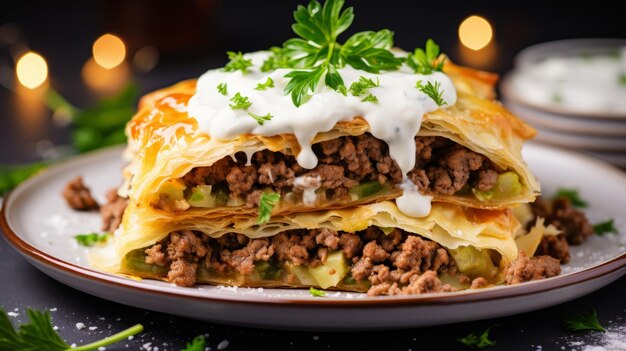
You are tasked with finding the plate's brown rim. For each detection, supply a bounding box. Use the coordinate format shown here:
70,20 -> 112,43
0,147 -> 625,308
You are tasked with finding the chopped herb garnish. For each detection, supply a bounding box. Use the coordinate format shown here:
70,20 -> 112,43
457,325 -> 497,349
229,92 -> 252,110
223,51 -> 252,74
407,39 -> 445,75
349,76 -> 380,96
181,335 -> 206,351
360,93 -> 378,103
74,232 -> 109,247
554,188 -> 588,208
255,77 -> 275,90
257,192 -> 280,224
309,287 -> 326,297
593,219 -> 618,236
416,80 -> 447,106
0,308 -> 143,351
619,73 -> 626,86
564,309 -> 606,332
273,0 -> 401,106
217,82 -> 228,95
248,112 -> 273,125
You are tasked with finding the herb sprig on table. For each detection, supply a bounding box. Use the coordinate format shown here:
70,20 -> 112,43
457,325 -> 498,349
563,309 -> 606,332
0,308 -> 143,351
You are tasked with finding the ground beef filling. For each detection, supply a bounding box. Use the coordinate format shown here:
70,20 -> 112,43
143,227 -> 481,295
180,135 -> 501,208
62,176 -> 99,211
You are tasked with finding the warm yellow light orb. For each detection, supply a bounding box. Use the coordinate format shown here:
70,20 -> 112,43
459,15 -> 493,51
16,51 -> 48,89
92,33 -> 126,69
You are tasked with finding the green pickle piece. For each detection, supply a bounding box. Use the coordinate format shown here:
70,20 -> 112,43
255,261 -> 284,280
349,180 -> 390,200
285,263 -> 317,285
308,251 -> 349,289
159,180 -> 186,201
449,246 -> 498,280
123,249 -> 169,277
473,171 -> 522,202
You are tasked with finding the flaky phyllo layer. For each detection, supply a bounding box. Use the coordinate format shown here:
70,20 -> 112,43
118,63 -> 538,217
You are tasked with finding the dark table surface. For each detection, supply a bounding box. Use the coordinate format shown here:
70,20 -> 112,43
1,62 -> 625,351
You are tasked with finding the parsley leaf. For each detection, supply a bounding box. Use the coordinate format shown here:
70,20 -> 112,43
416,80 -> 447,106
75,232 -> 109,247
554,188 -> 588,208
229,92 -> 252,110
407,39 -> 445,75
349,76 -> 379,96
217,83 -> 228,95
360,93 -> 378,103
257,192 -> 280,224
248,112 -> 273,125
223,51 -> 252,74
181,335 -> 206,351
0,308 -> 143,351
564,309 -> 606,332
261,47 -> 291,72
255,77 -> 275,90
593,219 -> 618,236
457,325 -> 498,349
278,0 -> 401,106
309,287 -> 326,297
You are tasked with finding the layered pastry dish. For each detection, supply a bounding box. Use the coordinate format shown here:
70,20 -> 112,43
63,0 -> 595,296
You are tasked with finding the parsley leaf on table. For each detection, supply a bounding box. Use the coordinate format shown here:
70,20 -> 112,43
181,335 -> 206,351
457,325 -> 498,349
0,308 -> 143,351
564,309 -> 606,332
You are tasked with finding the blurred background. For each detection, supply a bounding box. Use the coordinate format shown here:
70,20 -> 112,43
1,0 -> 625,168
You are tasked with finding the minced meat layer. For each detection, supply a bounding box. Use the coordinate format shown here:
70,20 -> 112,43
180,135 -> 501,208
142,226 -> 565,295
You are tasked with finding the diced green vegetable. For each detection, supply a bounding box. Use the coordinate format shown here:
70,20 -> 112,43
255,261 -> 283,280
473,172 -> 522,202
159,180 -> 186,201
438,273 -> 471,290
308,251 -> 349,289
309,287 -> 326,297
187,185 -> 214,207
378,226 -> 394,235
123,250 -> 169,276
286,263 -> 317,285
349,181 -> 389,200
449,246 -> 498,280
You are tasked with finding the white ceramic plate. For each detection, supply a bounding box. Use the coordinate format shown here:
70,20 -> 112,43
502,92 -> 626,137
531,127 -> 626,152
2,144 -> 626,330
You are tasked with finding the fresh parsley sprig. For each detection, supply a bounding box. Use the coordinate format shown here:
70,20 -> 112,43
593,219 -> 618,236
229,93 -> 252,110
74,233 -> 109,247
224,51 -> 252,74
255,77 -> 275,90
269,0 -> 402,106
563,309 -> 606,332
407,39 -> 445,75
417,80 -> 447,107
457,325 -> 498,349
248,112 -> 273,126
181,335 -> 206,351
257,192 -> 280,224
0,162 -> 46,196
217,83 -> 228,95
349,76 -> 379,96
0,308 -> 143,351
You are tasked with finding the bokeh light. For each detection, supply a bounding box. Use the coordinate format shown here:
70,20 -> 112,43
459,16 -> 493,51
92,33 -> 126,69
16,51 -> 48,89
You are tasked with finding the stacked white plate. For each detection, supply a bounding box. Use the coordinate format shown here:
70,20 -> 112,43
501,39 -> 626,169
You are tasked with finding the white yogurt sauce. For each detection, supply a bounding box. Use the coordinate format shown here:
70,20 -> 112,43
293,176 -> 321,206
187,51 -> 457,217
512,48 -> 626,114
